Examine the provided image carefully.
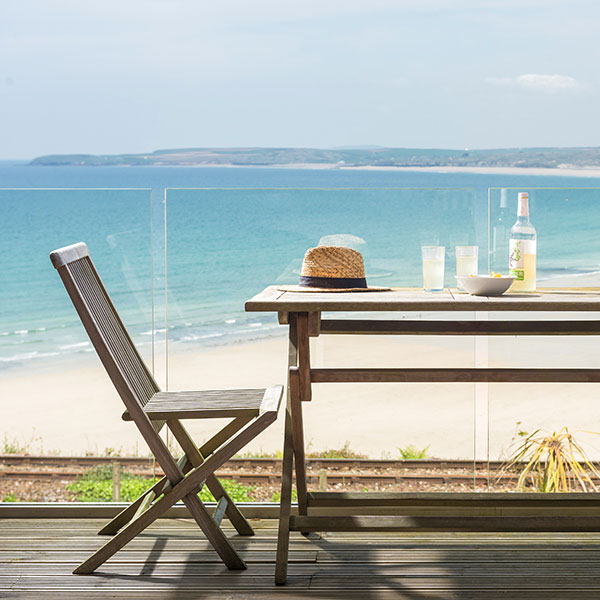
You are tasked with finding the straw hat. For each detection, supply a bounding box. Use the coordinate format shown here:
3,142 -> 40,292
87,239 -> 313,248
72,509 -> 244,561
279,246 -> 390,293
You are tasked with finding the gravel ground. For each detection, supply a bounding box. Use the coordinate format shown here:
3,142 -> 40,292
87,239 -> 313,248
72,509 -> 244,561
0,469 -> 518,502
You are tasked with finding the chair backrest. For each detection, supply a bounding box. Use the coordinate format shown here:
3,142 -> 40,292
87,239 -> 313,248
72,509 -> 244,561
50,242 -> 165,436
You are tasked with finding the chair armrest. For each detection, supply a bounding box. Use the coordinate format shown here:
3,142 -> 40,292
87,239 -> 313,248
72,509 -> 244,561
259,385 -> 284,415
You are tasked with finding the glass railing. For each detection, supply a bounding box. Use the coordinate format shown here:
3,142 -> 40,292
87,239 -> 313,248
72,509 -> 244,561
163,188 -> 482,468
487,187 -> 600,487
0,188 -> 157,457
3,185 -> 600,502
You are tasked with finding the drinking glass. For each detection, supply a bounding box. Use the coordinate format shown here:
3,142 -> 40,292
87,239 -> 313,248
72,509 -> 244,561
455,245 -> 478,277
421,246 -> 445,292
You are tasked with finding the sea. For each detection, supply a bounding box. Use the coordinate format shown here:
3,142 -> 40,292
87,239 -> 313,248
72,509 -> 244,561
2,161 -> 600,374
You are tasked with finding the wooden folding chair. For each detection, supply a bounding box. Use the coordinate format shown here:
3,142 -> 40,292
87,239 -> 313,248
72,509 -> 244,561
50,242 -> 283,575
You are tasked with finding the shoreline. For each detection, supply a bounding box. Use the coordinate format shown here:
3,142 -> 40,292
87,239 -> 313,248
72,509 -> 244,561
0,328 -> 288,378
4,276 -> 600,378
18,163 -> 600,177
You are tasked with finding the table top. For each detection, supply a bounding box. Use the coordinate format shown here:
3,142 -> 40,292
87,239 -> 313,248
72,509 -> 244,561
245,286 -> 600,313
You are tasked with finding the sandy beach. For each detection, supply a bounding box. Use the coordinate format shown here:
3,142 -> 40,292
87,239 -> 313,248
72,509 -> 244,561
341,165 -> 600,178
4,325 -> 600,460
127,163 -> 600,177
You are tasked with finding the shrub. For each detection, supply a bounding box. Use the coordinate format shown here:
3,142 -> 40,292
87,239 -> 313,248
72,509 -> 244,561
501,427 -> 600,492
67,465 -> 257,502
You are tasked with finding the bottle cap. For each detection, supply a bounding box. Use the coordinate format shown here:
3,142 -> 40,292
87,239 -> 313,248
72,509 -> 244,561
517,192 -> 529,217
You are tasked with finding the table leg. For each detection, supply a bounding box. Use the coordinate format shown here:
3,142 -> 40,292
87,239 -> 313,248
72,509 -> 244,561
275,313 -> 311,584
292,313 -> 309,516
274,390 -> 294,585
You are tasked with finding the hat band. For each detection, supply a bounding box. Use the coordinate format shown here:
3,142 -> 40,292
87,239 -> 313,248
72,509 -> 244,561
299,275 -> 367,289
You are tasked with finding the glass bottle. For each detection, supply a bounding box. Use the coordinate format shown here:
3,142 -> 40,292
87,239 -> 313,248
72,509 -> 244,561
509,192 -> 536,292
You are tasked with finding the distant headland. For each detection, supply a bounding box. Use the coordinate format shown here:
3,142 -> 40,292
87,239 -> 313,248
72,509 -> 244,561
29,146 -> 600,170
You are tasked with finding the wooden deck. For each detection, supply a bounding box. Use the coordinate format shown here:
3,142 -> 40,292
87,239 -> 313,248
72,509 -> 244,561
3,518 -> 600,598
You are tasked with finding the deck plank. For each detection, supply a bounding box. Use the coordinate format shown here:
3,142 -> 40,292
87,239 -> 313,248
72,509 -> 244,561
4,518 -> 600,598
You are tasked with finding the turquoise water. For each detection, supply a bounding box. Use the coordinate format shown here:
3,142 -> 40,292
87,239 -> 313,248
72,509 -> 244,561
1,163 -> 600,372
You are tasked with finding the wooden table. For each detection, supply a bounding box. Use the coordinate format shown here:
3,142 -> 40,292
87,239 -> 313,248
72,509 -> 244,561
245,286 -> 600,585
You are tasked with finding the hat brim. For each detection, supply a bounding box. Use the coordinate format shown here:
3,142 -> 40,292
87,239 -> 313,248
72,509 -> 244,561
277,285 -> 391,293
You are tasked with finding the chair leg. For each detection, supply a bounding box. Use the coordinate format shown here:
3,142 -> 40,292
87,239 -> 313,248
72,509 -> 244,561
97,477 -> 168,535
74,412 -> 276,574
168,418 -> 255,537
74,482 -> 179,574
75,486 -> 244,574
98,455 -> 192,536
182,493 -> 246,570
205,474 -> 254,536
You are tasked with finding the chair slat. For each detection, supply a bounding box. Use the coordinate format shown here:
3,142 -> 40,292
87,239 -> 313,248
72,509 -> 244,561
80,259 -> 156,401
66,258 -> 165,433
143,389 -> 266,420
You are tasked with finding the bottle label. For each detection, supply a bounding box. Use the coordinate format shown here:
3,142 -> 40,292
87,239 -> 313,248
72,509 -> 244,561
509,239 -> 536,280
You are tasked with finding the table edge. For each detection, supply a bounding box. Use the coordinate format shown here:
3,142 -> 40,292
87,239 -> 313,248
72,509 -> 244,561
245,286 -> 600,312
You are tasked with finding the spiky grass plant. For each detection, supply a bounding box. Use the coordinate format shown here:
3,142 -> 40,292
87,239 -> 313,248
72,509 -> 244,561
398,445 -> 431,459
503,427 -> 600,492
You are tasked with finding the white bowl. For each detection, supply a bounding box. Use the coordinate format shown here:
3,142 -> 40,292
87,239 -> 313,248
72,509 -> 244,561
455,275 -> 515,296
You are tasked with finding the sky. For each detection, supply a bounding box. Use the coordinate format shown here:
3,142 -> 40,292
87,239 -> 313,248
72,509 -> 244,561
1,0 -> 600,159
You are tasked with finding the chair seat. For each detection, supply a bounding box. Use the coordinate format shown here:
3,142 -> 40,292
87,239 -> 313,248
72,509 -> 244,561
122,388 -> 269,421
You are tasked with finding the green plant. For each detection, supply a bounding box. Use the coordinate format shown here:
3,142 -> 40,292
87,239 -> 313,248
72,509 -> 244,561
1,494 -> 17,502
1,430 -> 43,455
306,441 -> 367,459
398,444 -> 431,459
501,427 -> 600,493
2,433 -> 29,454
270,488 -> 298,503
234,449 -> 283,459
67,465 -> 150,502
199,479 -> 256,503
67,465 -> 256,502
236,443 -> 367,459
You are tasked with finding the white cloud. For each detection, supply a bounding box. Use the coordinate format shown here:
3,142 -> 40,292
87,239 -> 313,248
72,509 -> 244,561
486,73 -> 584,93
516,74 -> 582,91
